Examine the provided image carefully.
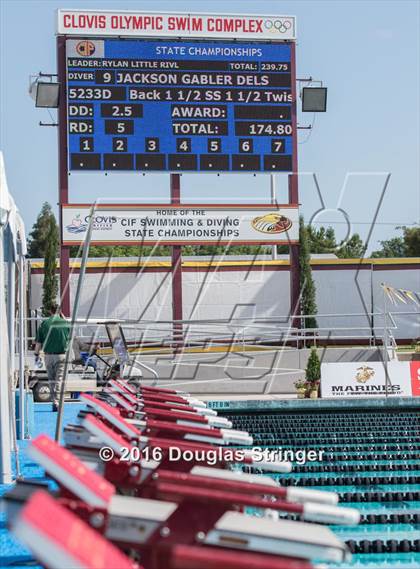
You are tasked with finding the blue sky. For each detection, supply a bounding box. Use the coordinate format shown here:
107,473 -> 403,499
1,0 -> 419,252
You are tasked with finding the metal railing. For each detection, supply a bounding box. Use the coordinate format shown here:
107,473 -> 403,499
22,310 -> 408,355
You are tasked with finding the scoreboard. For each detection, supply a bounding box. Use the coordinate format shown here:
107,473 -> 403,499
66,38 -> 294,173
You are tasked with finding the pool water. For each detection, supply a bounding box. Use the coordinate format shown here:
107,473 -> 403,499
226,405 -> 420,569
0,403 -> 83,567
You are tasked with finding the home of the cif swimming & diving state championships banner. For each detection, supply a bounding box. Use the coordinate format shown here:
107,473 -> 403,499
62,205 -> 299,246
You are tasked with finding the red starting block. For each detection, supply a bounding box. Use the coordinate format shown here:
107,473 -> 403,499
81,394 -> 250,446
103,387 -> 232,429
10,378 -> 359,569
117,381 -> 208,408
109,380 -> 218,418
12,490 -> 140,569
71,401 -> 294,477
25,434 -> 356,566
66,395 -> 291,476
13,491 -> 314,569
28,434 -> 115,508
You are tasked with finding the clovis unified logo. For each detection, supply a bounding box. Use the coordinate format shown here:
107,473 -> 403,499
66,214 -> 87,234
66,213 -> 117,233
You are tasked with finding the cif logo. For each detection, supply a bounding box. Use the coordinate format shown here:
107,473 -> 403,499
76,40 -> 96,56
251,214 -> 292,234
264,18 -> 292,34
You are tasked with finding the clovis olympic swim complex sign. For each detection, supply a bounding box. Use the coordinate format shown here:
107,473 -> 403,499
57,10 -> 296,41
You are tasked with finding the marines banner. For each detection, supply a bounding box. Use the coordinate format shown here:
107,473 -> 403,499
321,362 -> 420,398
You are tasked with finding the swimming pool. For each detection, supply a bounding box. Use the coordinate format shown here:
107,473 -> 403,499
223,398 -> 420,568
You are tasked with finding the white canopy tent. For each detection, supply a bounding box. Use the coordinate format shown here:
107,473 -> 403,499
0,151 -> 27,484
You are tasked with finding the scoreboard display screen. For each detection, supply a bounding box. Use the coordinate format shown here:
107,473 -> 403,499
66,39 -> 294,173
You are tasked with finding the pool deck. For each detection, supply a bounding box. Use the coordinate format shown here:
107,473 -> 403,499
208,396 -> 420,412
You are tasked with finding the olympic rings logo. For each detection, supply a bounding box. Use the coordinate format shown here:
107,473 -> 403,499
264,19 -> 292,34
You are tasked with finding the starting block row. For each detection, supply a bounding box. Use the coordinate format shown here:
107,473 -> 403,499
5,380 -> 360,569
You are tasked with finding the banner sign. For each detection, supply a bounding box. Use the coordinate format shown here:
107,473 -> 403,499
66,38 -> 294,173
410,361 -> 420,396
57,10 -> 296,41
62,204 -> 299,245
321,362 -> 420,398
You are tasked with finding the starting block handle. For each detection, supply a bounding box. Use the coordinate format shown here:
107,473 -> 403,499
141,385 -> 187,396
154,482 -> 358,525
155,481 -> 303,515
142,393 -> 193,405
236,452 -> 291,473
170,544 -> 315,569
153,470 -> 344,515
142,401 -> 197,413
156,469 -> 289,499
220,429 -> 253,446
285,487 -> 338,506
147,419 -> 222,439
142,408 -> 208,424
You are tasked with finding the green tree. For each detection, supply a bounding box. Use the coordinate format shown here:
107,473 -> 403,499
27,202 -> 56,258
305,347 -> 321,396
336,234 -> 366,258
403,227 -> 420,256
307,225 -> 336,254
371,226 -> 419,258
42,216 -> 59,316
69,243 -> 272,259
185,245 -> 271,256
306,347 -> 321,384
305,224 -> 365,258
299,217 -> 318,328
371,237 -> 406,258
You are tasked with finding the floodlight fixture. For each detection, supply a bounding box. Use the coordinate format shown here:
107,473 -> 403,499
28,74 -> 60,108
301,87 -> 327,112
35,82 -> 60,108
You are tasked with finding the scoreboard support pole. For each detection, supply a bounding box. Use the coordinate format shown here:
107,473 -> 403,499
170,174 -> 183,345
289,42 -> 301,326
289,174 -> 301,326
57,35 -> 71,317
